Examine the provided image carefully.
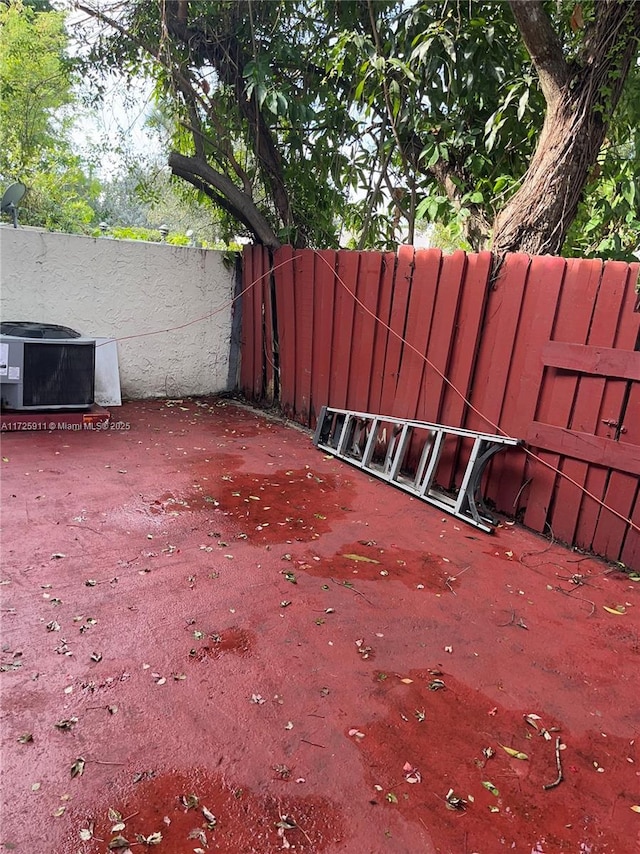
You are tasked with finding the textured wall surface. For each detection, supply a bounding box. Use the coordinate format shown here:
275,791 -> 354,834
0,227 -> 238,399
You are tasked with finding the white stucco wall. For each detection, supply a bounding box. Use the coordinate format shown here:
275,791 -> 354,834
0,227 -> 238,400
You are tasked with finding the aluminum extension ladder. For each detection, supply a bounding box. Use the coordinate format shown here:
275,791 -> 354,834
313,406 -> 521,533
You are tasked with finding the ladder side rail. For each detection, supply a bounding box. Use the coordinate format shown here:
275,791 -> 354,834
320,405 -> 520,446
454,437 -> 486,517
457,441 -> 511,525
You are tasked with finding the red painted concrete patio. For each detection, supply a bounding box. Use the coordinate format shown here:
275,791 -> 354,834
1,398 -> 639,854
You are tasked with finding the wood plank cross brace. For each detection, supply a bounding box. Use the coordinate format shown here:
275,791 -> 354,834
313,406 -> 521,533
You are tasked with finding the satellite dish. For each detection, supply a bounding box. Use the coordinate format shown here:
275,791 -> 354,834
1,182 -> 27,228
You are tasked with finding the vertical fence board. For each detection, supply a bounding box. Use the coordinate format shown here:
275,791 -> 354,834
417,250 -> 466,424
492,256 -> 566,513
440,251 -> 492,428
253,247 -> 267,400
525,258 -> 604,535
379,246 -> 414,415
466,254 -> 530,435
310,250 -> 338,425
392,248 -> 441,419
240,247 -> 256,398
465,254 -> 530,513
330,251 -> 360,409
367,252 -> 396,414
592,379 -> 640,557
349,252 -> 383,413
273,246 -> 296,417
292,251 -> 315,425
437,252 -> 493,487
262,248 -> 275,404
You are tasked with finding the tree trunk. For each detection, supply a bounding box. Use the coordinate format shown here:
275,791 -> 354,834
492,0 -> 640,256
491,92 -> 605,256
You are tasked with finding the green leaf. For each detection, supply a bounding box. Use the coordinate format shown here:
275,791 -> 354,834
499,745 -> 528,760
482,780 -> 500,796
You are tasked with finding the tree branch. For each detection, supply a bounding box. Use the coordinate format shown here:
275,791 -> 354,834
508,0 -> 569,106
168,151 -> 280,248
163,1 -> 295,237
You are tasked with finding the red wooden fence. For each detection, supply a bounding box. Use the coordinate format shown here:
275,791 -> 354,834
240,245 -> 640,569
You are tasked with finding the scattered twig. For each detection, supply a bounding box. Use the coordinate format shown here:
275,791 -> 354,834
85,758 -> 126,766
552,585 -> 596,616
513,478 -> 532,509
519,522 -> 556,567
543,737 -> 563,790
330,577 -> 373,605
300,738 -> 325,748
296,820 -> 313,846
67,524 -> 105,535
307,713 -> 325,718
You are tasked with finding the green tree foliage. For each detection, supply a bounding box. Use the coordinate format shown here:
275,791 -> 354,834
94,160 -> 227,246
75,0 -> 640,258
0,0 -> 99,231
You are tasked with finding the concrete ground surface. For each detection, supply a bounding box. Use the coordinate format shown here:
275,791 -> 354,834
1,398 -> 639,854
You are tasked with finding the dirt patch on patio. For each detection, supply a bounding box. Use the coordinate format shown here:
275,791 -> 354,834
58,768 -> 345,853
187,626 -> 255,662
182,466 -> 355,544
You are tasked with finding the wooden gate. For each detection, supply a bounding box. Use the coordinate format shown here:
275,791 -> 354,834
522,259 -> 640,569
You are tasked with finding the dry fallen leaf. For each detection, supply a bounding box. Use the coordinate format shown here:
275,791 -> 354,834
444,788 -> 467,811
136,831 -> 162,845
202,806 -> 216,827
342,553 -> 379,564
603,605 -> 626,615
403,762 -> 422,784
70,757 -> 85,777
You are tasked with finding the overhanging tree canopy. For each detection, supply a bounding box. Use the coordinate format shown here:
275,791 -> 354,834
75,0 -> 640,257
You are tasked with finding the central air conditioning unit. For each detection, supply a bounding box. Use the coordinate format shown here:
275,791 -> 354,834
0,322 -> 95,411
